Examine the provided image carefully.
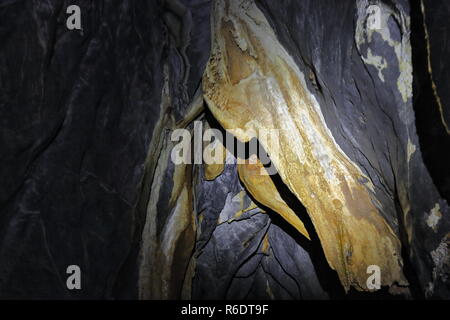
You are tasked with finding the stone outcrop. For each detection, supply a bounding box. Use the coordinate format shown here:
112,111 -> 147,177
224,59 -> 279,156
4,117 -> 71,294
1,0 -> 449,299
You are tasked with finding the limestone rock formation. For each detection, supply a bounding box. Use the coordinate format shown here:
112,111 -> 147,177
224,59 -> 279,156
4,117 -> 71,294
0,0 -> 450,299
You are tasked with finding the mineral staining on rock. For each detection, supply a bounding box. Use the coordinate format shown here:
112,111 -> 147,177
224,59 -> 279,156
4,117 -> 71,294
421,0 -> 450,135
407,138 -> 417,163
238,157 -> 310,240
355,1 -> 412,105
203,122 -> 228,181
361,48 -> 388,82
5,0 -> 450,300
430,234 -> 450,291
427,203 -> 442,232
217,190 -> 260,224
203,0 -> 407,290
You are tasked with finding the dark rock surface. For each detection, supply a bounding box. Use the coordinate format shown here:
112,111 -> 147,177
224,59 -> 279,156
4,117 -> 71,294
0,0 -> 170,299
421,0 -> 450,135
413,0 -> 450,204
192,151 -> 329,299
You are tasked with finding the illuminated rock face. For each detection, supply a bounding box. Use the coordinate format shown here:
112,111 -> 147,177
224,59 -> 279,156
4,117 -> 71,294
191,146 -> 329,299
2,0 -> 450,300
203,0 -> 406,291
238,158 -> 310,240
201,0 -> 450,296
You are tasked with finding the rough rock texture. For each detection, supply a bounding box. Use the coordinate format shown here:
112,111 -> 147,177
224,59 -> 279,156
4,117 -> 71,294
0,0 -> 210,299
414,0 -> 450,297
238,158 -> 310,240
415,0 -> 450,205
1,0 -> 450,299
203,0 -> 409,290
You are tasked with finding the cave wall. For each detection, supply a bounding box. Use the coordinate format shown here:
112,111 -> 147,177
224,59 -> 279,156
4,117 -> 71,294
0,0 -> 449,299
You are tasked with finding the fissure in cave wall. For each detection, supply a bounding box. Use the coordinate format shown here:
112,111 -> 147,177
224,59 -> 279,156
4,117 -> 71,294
0,0 -> 449,299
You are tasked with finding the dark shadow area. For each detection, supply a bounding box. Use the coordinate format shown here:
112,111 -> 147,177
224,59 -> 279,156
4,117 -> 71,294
411,0 -> 450,203
263,167 -> 345,299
